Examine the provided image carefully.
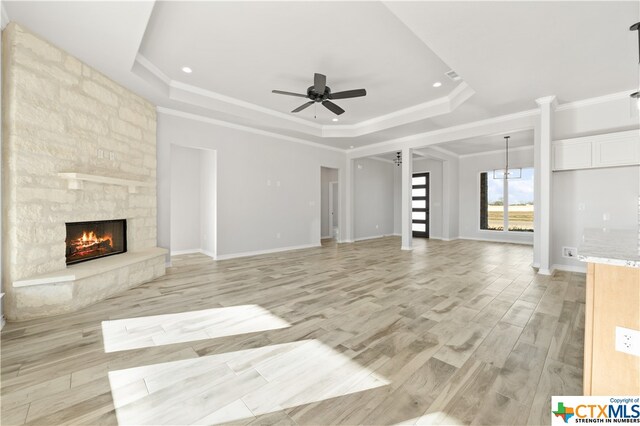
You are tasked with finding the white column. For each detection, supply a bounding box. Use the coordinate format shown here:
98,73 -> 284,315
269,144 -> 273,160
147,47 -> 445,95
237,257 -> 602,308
401,147 -> 413,250
535,95 -> 556,275
442,160 -> 450,240
343,158 -> 354,243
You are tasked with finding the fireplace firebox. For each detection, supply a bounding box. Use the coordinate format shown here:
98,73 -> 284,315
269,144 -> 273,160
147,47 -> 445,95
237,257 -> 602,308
65,219 -> 127,265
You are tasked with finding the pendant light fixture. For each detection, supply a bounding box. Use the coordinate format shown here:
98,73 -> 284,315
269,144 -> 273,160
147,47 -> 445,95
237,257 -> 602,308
493,136 -> 521,179
393,151 -> 402,166
630,22 -> 640,116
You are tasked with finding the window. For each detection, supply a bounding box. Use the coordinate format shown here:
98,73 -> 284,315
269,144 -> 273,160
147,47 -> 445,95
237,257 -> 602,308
480,168 -> 534,232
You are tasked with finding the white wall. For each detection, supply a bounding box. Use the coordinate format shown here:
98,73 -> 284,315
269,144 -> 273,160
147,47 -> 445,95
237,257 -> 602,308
555,96 -> 639,140
354,158 -> 395,240
320,167 -> 338,238
200,150 -> 216,256
552,166 -> 639,271
551,95 -> 639,271
458,147 -> 535,244
158,112 -> 345,258
412,158 -> 444,239
170,145 -> 202,253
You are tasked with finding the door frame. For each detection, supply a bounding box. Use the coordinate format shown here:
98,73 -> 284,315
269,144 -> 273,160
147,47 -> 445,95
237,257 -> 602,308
328,181 -> 338,239
412,172 -> 430,238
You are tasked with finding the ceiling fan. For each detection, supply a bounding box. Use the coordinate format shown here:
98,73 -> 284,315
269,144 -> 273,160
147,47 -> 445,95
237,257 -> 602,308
272,73 -> 366,116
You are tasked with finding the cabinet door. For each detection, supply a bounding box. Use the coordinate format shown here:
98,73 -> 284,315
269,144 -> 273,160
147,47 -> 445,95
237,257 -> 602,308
553,141 -> 592,171
593,135 -> 640,168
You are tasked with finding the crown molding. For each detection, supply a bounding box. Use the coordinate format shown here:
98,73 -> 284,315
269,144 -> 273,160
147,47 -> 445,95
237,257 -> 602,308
555,90 -> 633,112
349,107 -> 539,157
157,107 -> 345,154
535,95 -> 558,107
322,82 -> 475,137
135,53 -> 170,85
134,54 -> 474,139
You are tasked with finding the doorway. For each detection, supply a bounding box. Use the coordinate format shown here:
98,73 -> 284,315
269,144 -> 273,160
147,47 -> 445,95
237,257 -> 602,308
329,181 -> 339,239
320,167 -> 339,240
412,172 -> 429,238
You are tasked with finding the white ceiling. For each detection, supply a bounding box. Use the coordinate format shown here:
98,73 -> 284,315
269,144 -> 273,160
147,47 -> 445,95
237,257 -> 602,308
139,1 -> 456,125
4,1 -> 639,152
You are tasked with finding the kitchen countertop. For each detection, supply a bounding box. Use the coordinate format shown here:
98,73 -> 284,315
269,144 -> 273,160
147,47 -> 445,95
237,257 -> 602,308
577,228 -> 640,268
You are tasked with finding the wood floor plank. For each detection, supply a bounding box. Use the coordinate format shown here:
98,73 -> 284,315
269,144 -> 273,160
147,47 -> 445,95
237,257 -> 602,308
1,237 -> 584,425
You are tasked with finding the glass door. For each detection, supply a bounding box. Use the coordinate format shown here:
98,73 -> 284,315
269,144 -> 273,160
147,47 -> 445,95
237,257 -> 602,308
412,172 -> 429,238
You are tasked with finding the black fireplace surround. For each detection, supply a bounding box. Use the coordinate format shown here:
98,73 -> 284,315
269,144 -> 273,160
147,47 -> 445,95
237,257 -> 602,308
65,219 -> 127,265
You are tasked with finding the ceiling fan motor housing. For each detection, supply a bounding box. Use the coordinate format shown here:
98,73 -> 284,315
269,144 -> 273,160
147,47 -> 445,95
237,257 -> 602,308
307,85 -> 331,102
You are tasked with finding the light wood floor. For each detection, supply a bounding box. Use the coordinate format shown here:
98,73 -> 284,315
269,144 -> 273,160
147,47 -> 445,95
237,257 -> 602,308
1,237 -> 585,425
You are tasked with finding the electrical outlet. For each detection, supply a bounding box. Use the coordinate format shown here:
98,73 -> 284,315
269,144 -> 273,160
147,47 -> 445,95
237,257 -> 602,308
109,151 -> 115,161
615,326 -> 640,356
562,247 -> 577,258
97,149 -> 104,159
276,233 -> 281,239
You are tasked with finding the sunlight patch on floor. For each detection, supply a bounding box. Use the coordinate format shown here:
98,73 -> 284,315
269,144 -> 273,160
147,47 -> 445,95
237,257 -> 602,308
101,305 -> 290,353
108,339 -> 389,425
395,412 -> 466,425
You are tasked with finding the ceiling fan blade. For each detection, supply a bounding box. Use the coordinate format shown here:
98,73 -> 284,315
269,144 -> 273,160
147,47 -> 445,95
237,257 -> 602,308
314,73 -> 326,94
291,101 -> 314,113
272,90 -> 308,98
329,89 -> 367,100
322,100 -> 345,115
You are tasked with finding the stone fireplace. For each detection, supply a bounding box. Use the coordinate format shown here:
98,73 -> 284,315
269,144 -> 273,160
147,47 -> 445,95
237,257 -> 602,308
2,23 -> 166,320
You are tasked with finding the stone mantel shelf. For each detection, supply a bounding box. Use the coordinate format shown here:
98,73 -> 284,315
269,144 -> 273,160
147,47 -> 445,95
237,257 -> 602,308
58,172 -> 153,193
13,247 -> 168,288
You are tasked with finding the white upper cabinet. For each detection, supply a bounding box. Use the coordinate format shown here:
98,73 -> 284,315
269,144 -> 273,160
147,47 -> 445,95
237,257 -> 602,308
553,130 -> 640,171
553,139 -> 592,171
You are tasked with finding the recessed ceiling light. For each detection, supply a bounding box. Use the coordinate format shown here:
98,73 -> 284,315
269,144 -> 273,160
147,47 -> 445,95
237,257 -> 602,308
433,81 -> 442,88
181,67 -> 192,74
332,118 -> 339,122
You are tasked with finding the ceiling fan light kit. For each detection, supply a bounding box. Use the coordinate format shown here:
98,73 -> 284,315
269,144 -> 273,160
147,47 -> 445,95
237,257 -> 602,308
272,73 -> 367,117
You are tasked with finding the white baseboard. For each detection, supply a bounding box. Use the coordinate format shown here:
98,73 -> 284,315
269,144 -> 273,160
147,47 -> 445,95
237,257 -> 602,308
538,268 -> 553,276
321,235 -> 331,239
216,243 -> 320,261
457,236 -> 533,246
1,317 -> 5,331
170,249 -> 215,259
200,250 -> 215,259
552,263 -> 587,274
401,245 -> 413,251
170,248 -> 202,256
531,262 -> 541,268
338,239 -> 354,244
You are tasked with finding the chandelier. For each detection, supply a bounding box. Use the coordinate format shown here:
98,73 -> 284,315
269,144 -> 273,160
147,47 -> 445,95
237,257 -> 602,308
493,136 -> 521,179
